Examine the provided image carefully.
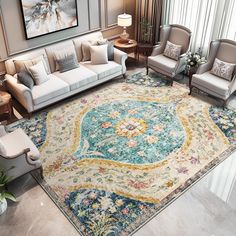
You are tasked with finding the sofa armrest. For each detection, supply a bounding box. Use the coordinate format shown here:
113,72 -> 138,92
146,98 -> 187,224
5,74 -> 34,113
114,48 -> 128,74
151,44 -> 164,56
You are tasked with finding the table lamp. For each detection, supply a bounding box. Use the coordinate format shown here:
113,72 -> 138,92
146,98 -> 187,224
117,13 -> 132,42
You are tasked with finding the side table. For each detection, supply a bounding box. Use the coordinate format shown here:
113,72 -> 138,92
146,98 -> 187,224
114,39 -> 137,58
0,91 -> 13,122
136,43 -> 153,61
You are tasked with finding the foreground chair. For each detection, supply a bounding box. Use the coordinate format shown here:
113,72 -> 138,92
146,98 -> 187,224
0,124 -> 42,180
147,24 -> 191,85
190,39 -> 236,106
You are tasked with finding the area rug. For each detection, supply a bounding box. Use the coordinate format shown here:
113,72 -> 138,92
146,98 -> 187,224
8,72 -> 236,236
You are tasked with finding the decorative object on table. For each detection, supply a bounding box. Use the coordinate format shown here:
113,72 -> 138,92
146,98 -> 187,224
20,0 -> 78,40
9,74 -> 236,235
114,38 -> 137,56
0,167 -> 16,215
117,13 -> 132,42
189,39 -> 236,107
0,91 -> 13,122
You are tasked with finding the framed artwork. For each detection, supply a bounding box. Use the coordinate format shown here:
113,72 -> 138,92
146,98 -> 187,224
20,0 -> 78,40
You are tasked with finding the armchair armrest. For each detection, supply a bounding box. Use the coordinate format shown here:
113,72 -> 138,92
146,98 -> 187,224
5,74 -> 34,112
174,53 -> 188,75
229,74 -> 236,94
151,43 -> 164,56
1,148 -> 30,159
196,61 -> 213,75
114,48 -> 128,74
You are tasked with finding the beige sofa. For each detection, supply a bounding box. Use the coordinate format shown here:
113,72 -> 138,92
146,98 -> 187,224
5,32 -> 128,114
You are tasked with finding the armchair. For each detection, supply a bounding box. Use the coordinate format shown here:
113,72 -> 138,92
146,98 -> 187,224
147,24 -> 191,85
0,124 -> 42,181
189,39 -> 236,106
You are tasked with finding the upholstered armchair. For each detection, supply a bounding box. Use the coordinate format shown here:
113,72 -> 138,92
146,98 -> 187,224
0,124 -> 42,181
147,24 -> 191,85
189,39 -> 236,106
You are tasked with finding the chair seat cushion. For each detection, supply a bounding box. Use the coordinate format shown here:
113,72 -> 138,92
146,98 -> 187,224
148,54 -> 177,74
31,74 -> 70,105
192,72 -> 230,97
0,128 -> 40,159
81,61 -> 122,80
54,65 -> 97,91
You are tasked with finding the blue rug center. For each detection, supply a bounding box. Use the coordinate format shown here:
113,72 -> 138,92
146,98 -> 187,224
74,100 -> 185,164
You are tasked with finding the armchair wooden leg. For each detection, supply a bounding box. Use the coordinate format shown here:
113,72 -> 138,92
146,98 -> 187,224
189,86 -> 193,95
123,73 -> 126,81
39,166 -> 44,179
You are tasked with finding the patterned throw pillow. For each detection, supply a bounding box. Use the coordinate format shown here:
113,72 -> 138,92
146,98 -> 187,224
163,41 -> 182,60
211,58 -> 235,81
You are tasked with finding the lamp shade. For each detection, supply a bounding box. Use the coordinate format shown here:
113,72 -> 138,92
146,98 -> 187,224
117,13 -> 132,27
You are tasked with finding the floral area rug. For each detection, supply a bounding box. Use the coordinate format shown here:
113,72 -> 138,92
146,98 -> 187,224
8,72 -> 236,236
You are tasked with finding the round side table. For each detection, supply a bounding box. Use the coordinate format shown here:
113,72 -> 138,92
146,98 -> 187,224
0,91 -> 13,122
114,39 -> 137,56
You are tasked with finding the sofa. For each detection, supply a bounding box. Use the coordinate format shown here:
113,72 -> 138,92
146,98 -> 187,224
5,32 -> 128,114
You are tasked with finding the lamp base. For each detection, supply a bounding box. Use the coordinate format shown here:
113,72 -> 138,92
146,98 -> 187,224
119,27 -> 129,43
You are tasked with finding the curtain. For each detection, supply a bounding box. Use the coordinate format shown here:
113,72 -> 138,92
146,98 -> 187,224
135,0 -> 162,44
162,0 -> 236,55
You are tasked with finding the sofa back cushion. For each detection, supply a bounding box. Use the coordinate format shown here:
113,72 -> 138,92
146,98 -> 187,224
45,40 -> 76,73
73,31 -> 103,62
5,49 -> 50,76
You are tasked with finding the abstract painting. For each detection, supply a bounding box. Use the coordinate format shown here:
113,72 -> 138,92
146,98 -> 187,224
20,0 -> 78,39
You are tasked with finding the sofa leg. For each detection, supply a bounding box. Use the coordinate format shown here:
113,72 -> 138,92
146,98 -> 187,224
27,112 -> 32,119
122,73 -> 126,80
146,66 -> 149,75
170,78 -> 174,86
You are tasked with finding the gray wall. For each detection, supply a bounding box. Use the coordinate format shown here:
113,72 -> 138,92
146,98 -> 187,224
0,0 -> 135,64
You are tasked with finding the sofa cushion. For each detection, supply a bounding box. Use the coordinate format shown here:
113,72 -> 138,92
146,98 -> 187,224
81,61 -> 122,80
192,72 -> 230,97
90,45 -> 108,65
148,54 -> 177,73
31,74 -> 70,105
53,65 -> 97,91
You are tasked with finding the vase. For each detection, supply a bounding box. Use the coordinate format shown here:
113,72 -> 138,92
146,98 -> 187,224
0,198 -> 7,215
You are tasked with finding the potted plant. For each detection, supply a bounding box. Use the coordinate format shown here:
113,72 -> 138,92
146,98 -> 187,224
0,167 -> 16,215
186,48 -> 207,76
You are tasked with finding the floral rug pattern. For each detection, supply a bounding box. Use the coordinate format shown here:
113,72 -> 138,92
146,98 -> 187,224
8,73 -> 236,236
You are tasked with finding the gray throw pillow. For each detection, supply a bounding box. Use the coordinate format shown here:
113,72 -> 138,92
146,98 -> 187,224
17,71 -> 34,89
56,54 -> 79,73
97,41 -> 114,61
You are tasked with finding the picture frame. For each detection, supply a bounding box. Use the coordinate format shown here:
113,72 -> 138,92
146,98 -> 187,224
19,0 -> 78,40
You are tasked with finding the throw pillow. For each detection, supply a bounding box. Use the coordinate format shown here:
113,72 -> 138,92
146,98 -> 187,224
56,54 -> 79,73
0,140 -> 6,156
211,58 -> 235,81
90,45 -> 108,65
14,55 -> 50,74
54,50 -> 78,71
97,41 -> 114,60
28,61 -> 49,85
17,71 -> 35,89
163,41 -> 182,60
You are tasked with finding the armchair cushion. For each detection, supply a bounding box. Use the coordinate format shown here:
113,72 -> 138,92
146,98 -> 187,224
211,58 -> 235,81
0,128 -> 39,159
163,41 -> 182,60
148,54 -> 178,74
192,72 -> 230,98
